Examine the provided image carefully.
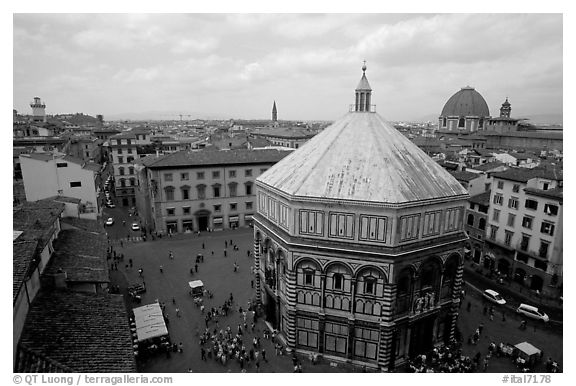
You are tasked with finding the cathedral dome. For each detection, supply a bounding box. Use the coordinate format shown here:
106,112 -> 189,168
440,86 -> 490,118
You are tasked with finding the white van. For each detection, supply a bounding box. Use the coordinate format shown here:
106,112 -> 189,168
516,303 -> 549,322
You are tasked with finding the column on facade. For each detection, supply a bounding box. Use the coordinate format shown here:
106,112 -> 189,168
254,236 -> 262,306
283,268 -> 298,348
378,325 -> 395,372
447,259 -> 465,341
378,283 -> 396,370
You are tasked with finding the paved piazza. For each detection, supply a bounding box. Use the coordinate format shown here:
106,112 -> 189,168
111,228 -> 563,373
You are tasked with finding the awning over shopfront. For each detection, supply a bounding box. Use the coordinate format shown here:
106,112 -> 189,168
133,302 -> 168,342
244,214 -> 253,220
229,216 -> 239,222
213,217 -> 223,224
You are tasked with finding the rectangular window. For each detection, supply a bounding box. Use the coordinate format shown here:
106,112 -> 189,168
183,207 -> 191,215
245,169 -> 252,177
214,205 -> 221,213
359,215 -> 387,242
182,189 -> 189,200
522,216 -> 533,229
213,186 -> 221,198
493,194 -> 503,205
304,270 -> 313,285
520,234 -> 530,251
56,162 -> 68,168
279,204 -> 289,229
69,181 -> 82,187
230,203 -> 237,211
260,168 -> 268,174
512,184 -> 520,193
443,207 -> 462,233
245,184 -> 253,195
197,172 -> 204,180
325,334 -> 347,354
400,213 -> 421,241
299,210 -> 324,236
229,184 -> 237,197
164,173 -> 173,182
165,189 -> 174,201
504,230 -> 513,246
497,180 -> 504,189
544,204 -> 558,216
489,225 -> 498,240
258,193 -> 267,214
539,241 -> 550,259
118,156 -> 124,164
212,171 -> 220,179
117,148 -> 123,154
127,148 -> 133,154
507,213 -> 516,227
298,331 -> 318,348
229,170 -> 236,178
181,173 -> 189,181
167,208 -> 175,216
246,201 -> 253,210
422,211 -> 442,237
508,197 -> 519,209
197,185 -> 206,199
525,199 -> 538,210
540,221 -> 555,236
543,182 -> 549,191
329,212 -> 355,239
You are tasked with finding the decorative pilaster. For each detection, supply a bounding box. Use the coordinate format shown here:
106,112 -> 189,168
378,325 -> 395,371
254,237 -> 262,306
283,269 -> 298,348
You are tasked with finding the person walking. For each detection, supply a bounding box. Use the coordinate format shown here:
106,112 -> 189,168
160,265 -> 163,273
169,251 -> 174,260
202,242 -> 205,249
138,268 -> 143,277
201,347 -> 206,361
251,280 -> 254,288
224,249 -> 227,257
262,348 -> 268,363
195,263 -> 199,273
176,308 -> 181,317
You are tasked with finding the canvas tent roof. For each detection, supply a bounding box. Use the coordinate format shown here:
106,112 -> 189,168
515,342 -> 541,357
189,280 -> 204,289
133,303 -> 168,342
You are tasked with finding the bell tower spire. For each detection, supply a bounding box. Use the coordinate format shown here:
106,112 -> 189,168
272,100 -> 278,122
354,61 -> 372,112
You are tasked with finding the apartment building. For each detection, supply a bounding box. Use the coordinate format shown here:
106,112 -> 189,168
19,152 -> 101,219
109,128 -> 151,206
484,168 -> 562,295
135,148 -> 290,234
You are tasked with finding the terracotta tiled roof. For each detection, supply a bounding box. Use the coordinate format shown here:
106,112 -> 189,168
142,148 -> 290,169
524,187 -> 562,201
13,201 -> 65,252
492,167 -> 563,183
469,190 -> 491,205
61,217 -> 105,233
448,170 -> 481,182
17,289 -> 137,372
13,240 -> 39,302
44,229 -> 109,283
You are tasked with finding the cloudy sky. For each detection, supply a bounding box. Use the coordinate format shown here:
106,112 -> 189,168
13,13 -> 563,122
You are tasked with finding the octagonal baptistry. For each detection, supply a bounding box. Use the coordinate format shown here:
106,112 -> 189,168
253,66 -> 470,371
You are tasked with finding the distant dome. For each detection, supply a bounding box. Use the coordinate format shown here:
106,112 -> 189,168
441,87 -> 490,117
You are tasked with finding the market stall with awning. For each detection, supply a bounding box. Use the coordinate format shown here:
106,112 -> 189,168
133,302 -> 168,342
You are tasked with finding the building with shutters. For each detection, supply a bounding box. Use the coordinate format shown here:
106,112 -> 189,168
253,65 -> 470,371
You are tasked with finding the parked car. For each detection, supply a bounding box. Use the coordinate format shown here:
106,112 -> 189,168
516,303 -> 549,322
105,217 -> 114,226
482,289 -> 506,305
131,223 -> 140,231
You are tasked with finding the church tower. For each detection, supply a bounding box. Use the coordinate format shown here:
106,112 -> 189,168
30,97 -> 46,123
500,98 -> 511,118
272,101 -> 278,122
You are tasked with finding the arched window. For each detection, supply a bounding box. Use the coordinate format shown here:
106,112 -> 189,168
479,118 -> 484,128
442,117 -> 447,127
333,273 -> 344,290
119,167 -> 125,176
120,178 -> 126,187
181,185 -> 190,200
458,118 -> 465,128
478,218 -> 486,230
128,166 -> 134,175
467,213 -> 475,226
